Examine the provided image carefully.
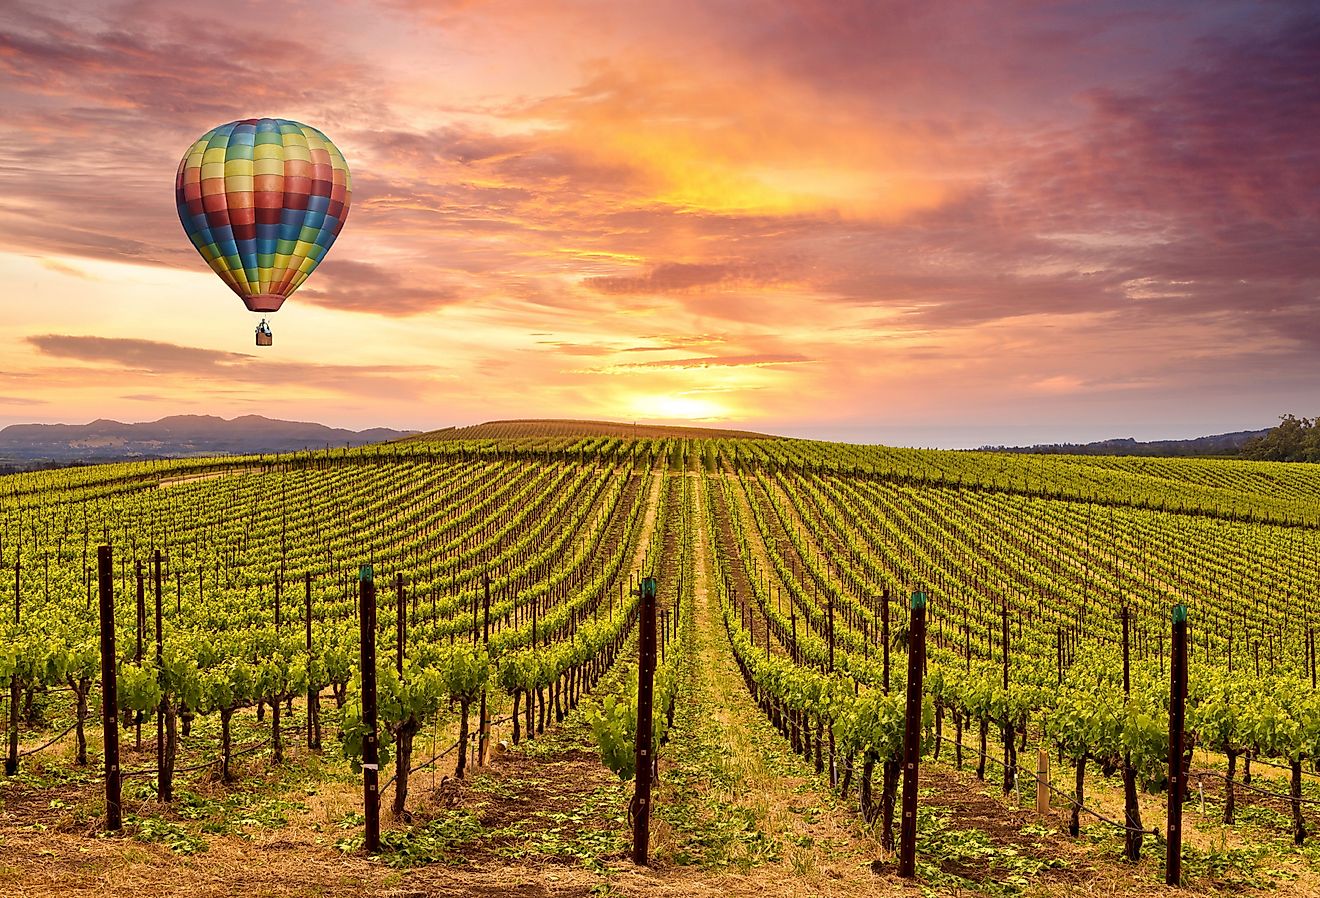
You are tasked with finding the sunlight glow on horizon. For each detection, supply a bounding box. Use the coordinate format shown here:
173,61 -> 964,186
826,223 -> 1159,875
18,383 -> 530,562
628,392 -> 730,422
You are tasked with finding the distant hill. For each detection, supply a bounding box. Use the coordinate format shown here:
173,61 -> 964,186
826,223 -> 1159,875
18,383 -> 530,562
409,419 -> 781,442
0,415 -> 416,470
983,429 -> 1270,457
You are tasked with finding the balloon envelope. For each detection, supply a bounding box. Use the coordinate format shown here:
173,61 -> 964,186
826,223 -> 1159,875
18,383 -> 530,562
176,118 -> 351,313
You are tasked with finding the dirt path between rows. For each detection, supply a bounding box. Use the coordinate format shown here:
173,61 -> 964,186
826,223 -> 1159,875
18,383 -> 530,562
601,472 -> 888,897
158,467 -> 261,488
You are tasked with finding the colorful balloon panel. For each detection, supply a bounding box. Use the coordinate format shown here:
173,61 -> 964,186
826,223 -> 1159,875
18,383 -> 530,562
176,118 -> 351,313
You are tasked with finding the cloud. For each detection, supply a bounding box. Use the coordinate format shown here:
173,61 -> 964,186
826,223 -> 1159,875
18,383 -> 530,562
26,335 -> 434,399
0,3 -> 377,118
1076,14 -> 1319,225
28,335 -> 250,373
39,259 -> 96,280
601,352 -> 813,372
298,259 -> 467,316
620,334 -> 729,352
585,261 -> 796,295
532,341 -> 617,357
0,0 -> 380,274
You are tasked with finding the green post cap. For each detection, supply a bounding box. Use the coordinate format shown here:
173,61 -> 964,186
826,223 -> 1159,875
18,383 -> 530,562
911,590 -> 928,610
359,564 -> 374,583
1172,604 -> 1187,624
641,577 -> 657,599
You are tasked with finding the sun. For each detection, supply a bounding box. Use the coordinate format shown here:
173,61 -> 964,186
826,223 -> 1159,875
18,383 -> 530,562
628,393 -> 728,421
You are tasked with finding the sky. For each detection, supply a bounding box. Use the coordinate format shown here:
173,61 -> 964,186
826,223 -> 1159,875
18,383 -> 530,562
0,0 -> 1316,448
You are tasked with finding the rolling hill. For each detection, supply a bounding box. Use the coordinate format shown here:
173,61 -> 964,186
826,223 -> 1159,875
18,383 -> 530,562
0,414 -> 417,470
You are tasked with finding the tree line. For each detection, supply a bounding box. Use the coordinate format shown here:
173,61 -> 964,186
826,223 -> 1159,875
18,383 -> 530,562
1240,415 -> 1320,463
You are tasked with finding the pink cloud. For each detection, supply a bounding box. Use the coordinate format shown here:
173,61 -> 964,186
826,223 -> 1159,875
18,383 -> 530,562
26,335 -> 433,399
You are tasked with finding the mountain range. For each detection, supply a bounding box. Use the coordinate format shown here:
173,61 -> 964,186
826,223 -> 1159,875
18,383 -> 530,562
0,415 -> 417,471
983,429 -> 1270,456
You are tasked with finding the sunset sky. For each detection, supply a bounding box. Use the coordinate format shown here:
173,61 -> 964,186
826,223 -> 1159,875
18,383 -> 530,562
0,0 -> 1316,447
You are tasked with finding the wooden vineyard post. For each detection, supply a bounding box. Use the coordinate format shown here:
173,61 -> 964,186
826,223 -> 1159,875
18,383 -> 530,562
135,561 -> 144,751
632,575 -> 658,866
358,565 -> 381,854
828,591 -> 835,672
1120,604 -> 1143,862
1310,625 -> 1316,691
154,550 -> 168,802
395,572 -> 406,676
1002,600 -> 1012,795
882,588 -> 891,694
479,573 -> 491,766
1036,749 -> 1050,816
898,590 -> 927,878
97,545 -> 122,832
306,572 -> 320,751
5,557 -> 18,777
1167,604 -> 1188,887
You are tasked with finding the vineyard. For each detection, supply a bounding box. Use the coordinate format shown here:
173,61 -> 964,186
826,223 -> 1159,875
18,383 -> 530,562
3,425 -> 1320,897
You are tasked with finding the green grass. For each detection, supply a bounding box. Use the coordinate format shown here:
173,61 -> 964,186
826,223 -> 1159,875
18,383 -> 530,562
915,804 -> 1067,896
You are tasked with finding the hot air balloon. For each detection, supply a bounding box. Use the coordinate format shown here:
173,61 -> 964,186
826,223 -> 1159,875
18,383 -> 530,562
175,118 -> 351,346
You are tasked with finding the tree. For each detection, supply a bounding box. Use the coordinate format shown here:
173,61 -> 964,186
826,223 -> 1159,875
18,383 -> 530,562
1241,415 -> 1320,462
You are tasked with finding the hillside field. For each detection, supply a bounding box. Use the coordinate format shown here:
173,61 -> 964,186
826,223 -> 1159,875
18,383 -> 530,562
2,422 -> 1320,897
